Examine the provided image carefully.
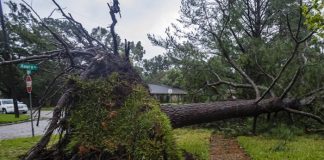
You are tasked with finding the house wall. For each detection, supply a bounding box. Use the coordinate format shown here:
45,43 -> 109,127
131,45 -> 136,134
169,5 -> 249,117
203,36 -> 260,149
152,94 -> 186,104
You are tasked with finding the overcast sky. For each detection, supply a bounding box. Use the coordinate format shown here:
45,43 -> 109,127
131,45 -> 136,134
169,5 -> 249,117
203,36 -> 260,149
4,0 -> 182,59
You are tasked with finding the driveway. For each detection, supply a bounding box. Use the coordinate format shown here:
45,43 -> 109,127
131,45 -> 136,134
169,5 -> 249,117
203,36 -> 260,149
0,111 -> 53,140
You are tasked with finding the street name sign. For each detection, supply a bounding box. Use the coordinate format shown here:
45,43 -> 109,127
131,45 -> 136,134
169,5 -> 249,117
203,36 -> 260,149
18,63 -> 38,71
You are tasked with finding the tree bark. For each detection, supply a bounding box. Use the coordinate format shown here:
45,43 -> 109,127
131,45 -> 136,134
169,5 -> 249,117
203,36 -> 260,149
161,98 -> 299,128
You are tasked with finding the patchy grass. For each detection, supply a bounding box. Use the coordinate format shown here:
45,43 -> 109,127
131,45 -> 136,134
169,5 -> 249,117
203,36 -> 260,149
0,114 -> 29,124
173,128 -> 212,160
0,135 -> 59,160
238,135 -> 324,160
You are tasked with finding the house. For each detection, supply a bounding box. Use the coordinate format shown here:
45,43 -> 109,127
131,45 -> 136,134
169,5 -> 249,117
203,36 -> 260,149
148,84 -> 187,103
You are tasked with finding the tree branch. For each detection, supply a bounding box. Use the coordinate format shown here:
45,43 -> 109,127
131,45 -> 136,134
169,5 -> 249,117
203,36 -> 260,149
280,66 -> 302,99
0,50 -> 94,66
229,27 -> 246,53
201,2 -> 261,99
257,1 -> 315,103
215,35 -> 261,98
0,50 -> 61,65
286,14 -> 298,43
51,0 -> 109,52
298,87 -> 324,105
284,107 -> 324,124
107,1 -> 120,56
295,0 -> 303,40
36,67 -> 73,111
124,39 -> 130,61
22,0 -> 75,66
256,41 -> 300,103
302,87 -> 324,98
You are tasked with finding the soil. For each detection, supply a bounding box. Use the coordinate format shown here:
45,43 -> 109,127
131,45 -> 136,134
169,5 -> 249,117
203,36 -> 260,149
210,135 -> 251,160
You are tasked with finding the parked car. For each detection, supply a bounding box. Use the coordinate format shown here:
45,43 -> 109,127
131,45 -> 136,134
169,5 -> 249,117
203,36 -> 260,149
0,99 -> 28,114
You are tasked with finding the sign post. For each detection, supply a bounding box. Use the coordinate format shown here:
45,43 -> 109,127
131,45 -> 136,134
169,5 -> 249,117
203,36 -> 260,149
26,74 -> 35,137
18,63 -> 38,137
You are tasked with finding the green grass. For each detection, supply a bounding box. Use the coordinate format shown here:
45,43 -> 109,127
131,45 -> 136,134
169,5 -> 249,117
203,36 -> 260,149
0,128 -> 211,160
0,129 -> 212,160
238,135 -> 324,160
173,128 -> 212,160
0,136 -> 41,160
0,114 -> 29,124
0,135 -> 59,160
41,107 -> 54,111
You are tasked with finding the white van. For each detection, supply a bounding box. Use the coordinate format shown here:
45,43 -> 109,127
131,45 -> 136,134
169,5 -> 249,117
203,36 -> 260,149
0,99 -> 28,114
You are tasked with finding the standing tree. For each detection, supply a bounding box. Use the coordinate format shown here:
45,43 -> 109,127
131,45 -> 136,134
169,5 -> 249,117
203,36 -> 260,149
150,0 -> 324,131
0,0 -> 22,117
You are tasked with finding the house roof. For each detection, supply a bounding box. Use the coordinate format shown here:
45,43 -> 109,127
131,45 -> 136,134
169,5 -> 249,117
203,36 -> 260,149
148,84 -> 187,95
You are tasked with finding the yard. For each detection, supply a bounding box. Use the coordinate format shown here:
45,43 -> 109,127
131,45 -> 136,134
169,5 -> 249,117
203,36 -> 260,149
1,128 -> 324,160
0,129 -> 212,160
0,136 -> 41,160
173,128 -> 212,160
238,135 -> 324,160
0,135 -> 59,160
0,114 -> 29,124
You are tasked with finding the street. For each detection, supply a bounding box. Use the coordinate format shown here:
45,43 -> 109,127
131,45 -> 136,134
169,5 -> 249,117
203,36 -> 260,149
0,111 -> 52,140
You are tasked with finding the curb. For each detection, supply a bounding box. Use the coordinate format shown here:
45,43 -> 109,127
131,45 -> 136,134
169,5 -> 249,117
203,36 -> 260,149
0,119 -> 31,126
0,118 -> 49,126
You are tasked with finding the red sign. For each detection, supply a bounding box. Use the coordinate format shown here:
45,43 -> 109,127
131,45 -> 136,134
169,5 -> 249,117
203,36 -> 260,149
26,75 -> 32,93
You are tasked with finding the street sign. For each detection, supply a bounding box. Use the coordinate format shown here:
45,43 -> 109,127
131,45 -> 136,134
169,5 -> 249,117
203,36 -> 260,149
18,63 -> 38,71
26,75 -> 32,93
22,70 -> 35,137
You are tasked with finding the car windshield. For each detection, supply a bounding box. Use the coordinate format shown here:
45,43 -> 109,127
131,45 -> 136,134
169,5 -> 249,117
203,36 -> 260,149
2,100 -> 13,104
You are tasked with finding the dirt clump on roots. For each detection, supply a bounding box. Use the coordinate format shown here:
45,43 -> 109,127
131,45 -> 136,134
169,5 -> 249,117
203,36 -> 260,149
61,74 -> 181,159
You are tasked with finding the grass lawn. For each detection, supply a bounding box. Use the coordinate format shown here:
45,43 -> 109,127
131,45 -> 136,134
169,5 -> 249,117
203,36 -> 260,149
0,129 -> 211,160
0,135 -> 59,160
0,136 -> 41,160
238,135 -> 324,160
173,128 -> 212,160
41,107 -> 54,111
0,114 -> 29,124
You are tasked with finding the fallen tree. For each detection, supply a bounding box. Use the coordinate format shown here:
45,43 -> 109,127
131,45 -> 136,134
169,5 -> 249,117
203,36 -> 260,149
0,0 -> 323,159
163,94 -> 324,127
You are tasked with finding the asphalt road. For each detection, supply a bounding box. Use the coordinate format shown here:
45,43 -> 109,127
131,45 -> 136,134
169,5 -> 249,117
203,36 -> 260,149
0,111 -> 53,140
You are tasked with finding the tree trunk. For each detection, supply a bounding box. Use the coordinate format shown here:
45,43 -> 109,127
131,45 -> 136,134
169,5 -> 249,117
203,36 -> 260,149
161,98 -> 299,128
11,86 -> 20,118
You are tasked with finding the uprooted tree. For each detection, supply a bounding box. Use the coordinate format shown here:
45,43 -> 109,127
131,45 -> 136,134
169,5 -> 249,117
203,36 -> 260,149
0,0 -> 323,159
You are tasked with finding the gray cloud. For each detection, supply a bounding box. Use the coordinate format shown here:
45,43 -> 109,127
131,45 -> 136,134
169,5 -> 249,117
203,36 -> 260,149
5,0 -> 181,59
